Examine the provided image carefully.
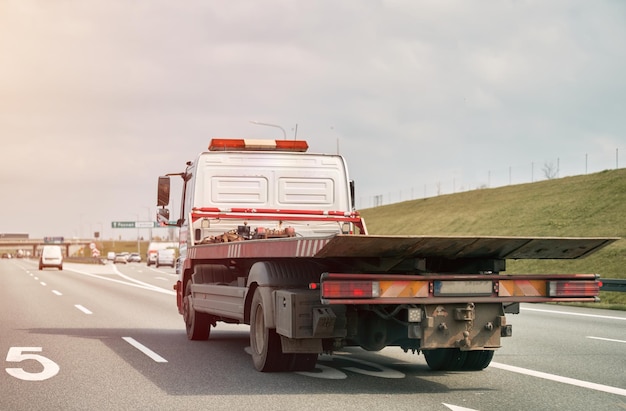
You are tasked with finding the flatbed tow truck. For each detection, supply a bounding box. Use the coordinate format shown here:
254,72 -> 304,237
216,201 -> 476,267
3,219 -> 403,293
156,138 -> 616,372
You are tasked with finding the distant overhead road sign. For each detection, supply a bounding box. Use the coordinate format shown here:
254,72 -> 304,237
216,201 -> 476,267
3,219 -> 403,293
112,221 -> 136,229
112,221 -> 160,229
135,221 -> 155,228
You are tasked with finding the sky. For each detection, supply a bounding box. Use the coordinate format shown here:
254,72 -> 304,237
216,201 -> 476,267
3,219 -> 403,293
1,0 -> 625,241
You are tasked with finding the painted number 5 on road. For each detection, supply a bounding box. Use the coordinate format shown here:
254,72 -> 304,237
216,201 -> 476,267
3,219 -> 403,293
5,347 -> 60,381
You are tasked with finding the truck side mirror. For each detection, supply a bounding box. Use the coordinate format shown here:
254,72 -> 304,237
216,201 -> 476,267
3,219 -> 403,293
157,208 -> 170,226
157,176 -> 170,206
350,180 -> 356,209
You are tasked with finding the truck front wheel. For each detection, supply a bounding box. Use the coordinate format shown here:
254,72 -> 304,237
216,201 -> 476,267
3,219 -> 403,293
250,288 -> 288,372
183,281 -> 211,340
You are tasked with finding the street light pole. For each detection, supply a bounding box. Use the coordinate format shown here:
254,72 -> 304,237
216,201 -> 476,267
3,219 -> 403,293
249,120 -> 287,140
144,206 -> 152,242
133,213 -> 140,254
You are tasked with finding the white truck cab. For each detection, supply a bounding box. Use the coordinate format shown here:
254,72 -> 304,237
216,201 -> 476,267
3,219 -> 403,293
158,139 -> 357,264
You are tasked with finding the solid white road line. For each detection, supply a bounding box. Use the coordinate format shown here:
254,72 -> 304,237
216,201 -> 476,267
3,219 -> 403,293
443,404 -> 478,411
63,266 -> 175,295
112,265 -> 174,293
74,304 -> 93,315
521,306 -> 626,321
491,362 -> 626,397
586,336 -> 626,344
122,337 -> 168,363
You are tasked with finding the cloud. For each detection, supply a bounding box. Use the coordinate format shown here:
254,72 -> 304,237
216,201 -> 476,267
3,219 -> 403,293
0,0 -> 624,239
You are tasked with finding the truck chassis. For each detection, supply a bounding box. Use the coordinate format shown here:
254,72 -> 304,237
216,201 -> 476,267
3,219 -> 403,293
175,233 -> 613,372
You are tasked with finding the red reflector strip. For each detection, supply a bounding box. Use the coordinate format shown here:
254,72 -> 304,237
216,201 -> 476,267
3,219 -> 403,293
321,281 -> 379,299
548,281 -> 599,297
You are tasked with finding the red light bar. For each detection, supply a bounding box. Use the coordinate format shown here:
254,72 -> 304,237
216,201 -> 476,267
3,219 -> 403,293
208,138 -> 308,152
276,140 -> 309,151
321,281 -> 380,299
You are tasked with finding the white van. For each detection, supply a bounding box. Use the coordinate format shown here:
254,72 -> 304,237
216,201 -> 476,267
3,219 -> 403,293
146,241 -> 177,266
156,248 -> 176,268
39,245 -> 63,270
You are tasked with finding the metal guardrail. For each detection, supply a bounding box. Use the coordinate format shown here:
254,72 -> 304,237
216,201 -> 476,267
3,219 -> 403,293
600,279 -> 626,292
65,257 -> 106,265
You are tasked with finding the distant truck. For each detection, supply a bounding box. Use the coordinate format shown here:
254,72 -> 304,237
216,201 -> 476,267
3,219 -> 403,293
156,138 -> 616,372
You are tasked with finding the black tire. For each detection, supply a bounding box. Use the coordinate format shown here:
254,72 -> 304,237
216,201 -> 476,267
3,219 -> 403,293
250,288 -> 289,372
183,281 -> 210,340
463,350 -> 494,370
288,353 -> 318,372
423,348 -> 467,371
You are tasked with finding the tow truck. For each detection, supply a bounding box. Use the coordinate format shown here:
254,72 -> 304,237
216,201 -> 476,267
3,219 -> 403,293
156,138 -> 616,372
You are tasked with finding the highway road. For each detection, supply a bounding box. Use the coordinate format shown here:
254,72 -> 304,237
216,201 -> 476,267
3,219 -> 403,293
1,259 -> 625,411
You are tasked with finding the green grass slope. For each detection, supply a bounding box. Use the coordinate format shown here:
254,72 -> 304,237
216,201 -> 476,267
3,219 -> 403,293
360,168 -> 626,308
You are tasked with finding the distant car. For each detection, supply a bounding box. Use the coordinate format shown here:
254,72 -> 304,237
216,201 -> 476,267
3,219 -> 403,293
114,252 -> 129,264
39,245 -> 63,270
146,250 -> 158,266
156,248 -> 176,268
146,242 -> 178,266
1,253 -> 11,259
128,253 -> 141,263
107,251 -> 116,261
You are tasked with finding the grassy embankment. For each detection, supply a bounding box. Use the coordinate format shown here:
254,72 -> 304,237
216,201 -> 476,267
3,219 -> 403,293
360,168 -> 626,309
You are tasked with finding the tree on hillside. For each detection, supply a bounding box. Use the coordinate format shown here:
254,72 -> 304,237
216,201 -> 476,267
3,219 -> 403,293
542,162 -> 559,179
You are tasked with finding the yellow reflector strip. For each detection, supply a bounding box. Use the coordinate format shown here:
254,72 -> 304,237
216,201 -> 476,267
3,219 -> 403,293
379,281 -> 429,298
499,279 -> 547,297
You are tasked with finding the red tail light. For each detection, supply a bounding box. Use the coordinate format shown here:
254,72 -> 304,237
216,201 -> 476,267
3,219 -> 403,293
548,280 -> 599,297
321,281 -> 380,299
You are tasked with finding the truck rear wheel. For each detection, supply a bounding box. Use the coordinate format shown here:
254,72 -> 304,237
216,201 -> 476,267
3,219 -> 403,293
288,353 -> 318,371
250,288 -> 289,372
423,348 -> 467,371
183,281 -> 211,340
463,350 -> 494,370
423,348 -> 494,371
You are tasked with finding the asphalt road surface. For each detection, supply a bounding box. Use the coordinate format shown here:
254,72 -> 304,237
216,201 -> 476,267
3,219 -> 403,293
1,259 -> 625,411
